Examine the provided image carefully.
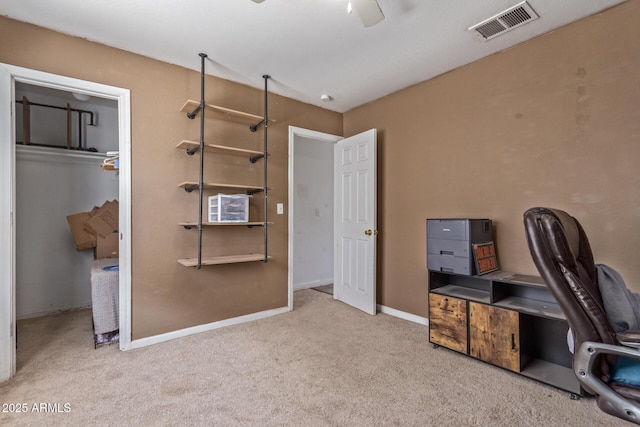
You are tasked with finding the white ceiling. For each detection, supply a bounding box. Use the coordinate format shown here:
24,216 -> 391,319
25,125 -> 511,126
0,0 -> 627,113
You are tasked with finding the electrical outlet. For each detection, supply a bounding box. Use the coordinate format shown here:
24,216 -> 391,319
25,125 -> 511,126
277,203 -> 284,214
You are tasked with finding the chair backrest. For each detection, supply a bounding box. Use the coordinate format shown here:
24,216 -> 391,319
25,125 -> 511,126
523,207 -> 618,356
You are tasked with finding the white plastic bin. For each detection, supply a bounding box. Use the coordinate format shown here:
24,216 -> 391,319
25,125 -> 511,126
208,194 -> 249,223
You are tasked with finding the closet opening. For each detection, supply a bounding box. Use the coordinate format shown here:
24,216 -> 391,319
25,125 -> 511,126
14,82 -> 121,355
1,63 -> 132,382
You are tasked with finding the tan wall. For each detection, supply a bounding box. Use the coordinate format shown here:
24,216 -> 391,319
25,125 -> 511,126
0,17 -> 342,338
344,1 -> 640,317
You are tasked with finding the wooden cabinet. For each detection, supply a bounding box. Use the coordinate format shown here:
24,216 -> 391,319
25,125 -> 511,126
429,294 -> 467,353
469,302 -> 520,372
428,270 -> 582,397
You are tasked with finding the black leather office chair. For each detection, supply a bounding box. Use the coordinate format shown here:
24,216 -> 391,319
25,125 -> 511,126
524,207 -> 640,424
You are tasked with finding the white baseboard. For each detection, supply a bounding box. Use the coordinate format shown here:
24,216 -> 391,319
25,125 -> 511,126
16,303 -> 92,320
127,302 -> 425,351
293,278 -> 333,291
128,306 -> 291,350
377,304 -> 429,326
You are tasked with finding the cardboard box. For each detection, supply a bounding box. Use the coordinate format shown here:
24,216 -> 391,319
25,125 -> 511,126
66,200 -> 119,259
66,209 -> 99,251
96,231 -> 119,259
84,200 -> 119,239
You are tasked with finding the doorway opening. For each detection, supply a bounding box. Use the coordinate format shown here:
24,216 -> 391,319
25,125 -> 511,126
287,126 -> 342,308
0,63 -> 132,383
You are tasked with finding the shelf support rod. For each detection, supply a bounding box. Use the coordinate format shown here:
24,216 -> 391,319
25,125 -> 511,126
262,75 -> 270,263
196,52 -> 208,269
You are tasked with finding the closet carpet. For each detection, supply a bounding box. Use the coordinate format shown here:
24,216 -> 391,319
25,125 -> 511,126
0,289 -> 628,426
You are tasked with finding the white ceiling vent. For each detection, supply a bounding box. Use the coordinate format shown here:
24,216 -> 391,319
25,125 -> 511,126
469,1 -> 539,41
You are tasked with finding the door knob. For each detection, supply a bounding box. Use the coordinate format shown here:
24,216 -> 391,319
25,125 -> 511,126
364,229 -> 378,236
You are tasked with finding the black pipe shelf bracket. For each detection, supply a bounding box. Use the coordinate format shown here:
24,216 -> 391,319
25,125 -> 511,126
183,184 -> 199,193
249,118 -> 266,133
186,104 -> 202,120
249,153 -> 265,163
176,54 -> 271,268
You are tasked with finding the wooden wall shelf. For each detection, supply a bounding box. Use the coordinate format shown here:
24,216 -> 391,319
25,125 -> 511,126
177,56 -> 271,268
177,254 -> 272,267
178,181 -> 266,193
180,100 -> 271,126
179,221 -> 270,228
176,140 -> 267,159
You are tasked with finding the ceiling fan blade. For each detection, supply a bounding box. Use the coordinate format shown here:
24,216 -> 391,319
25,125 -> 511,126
351,0 -> 385,28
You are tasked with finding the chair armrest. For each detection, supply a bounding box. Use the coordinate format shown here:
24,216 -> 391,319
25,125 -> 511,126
617,331 -> 640,349
575,341 -> 640,424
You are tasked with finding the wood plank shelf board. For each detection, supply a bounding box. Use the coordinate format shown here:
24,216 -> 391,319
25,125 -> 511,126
431,284 -> 491,304
178,181 -> 267,192
176,140 -> 267,158
177,254 -> 271,267
521,359 -> 581,395
180,100 -> 273,126
178,221 -> 270,227
494,296 -> 565,321
503,273 -> 546,286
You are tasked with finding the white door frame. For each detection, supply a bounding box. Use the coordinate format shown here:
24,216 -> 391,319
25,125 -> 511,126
0,63 -> 132,382
287,126 -> 343,309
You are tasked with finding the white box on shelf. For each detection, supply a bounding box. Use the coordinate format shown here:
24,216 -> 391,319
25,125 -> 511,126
208,194 -> 249,223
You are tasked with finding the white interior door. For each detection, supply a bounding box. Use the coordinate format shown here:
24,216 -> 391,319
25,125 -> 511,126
334,129 -> 377,315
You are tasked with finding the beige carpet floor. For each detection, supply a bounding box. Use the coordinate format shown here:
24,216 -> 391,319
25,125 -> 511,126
0,289 -> 629,426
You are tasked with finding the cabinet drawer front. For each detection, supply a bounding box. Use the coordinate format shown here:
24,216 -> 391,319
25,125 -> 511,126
469,302 -> 521,372
429,294 -> 468,353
